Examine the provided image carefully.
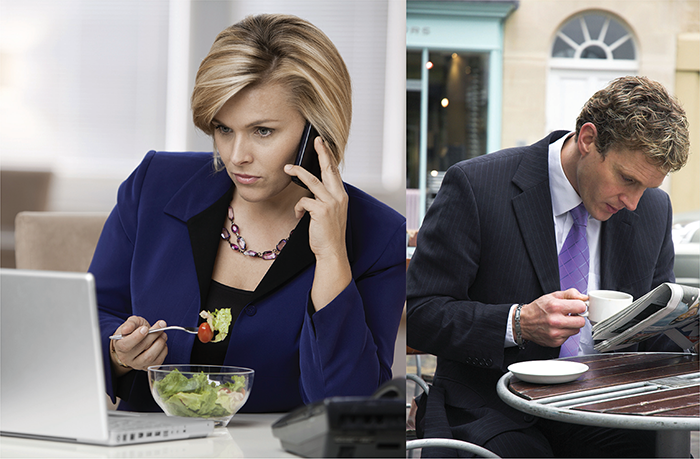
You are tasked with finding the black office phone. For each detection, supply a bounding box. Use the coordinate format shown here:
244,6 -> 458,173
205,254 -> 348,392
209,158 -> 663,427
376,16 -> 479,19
271,379 -> 405,457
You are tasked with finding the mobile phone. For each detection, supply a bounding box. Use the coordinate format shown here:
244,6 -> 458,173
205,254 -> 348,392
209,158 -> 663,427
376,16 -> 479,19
291,122 -> 322,189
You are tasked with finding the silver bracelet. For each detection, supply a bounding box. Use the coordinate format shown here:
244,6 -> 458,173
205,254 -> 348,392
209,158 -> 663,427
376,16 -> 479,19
514,304 -> 526,349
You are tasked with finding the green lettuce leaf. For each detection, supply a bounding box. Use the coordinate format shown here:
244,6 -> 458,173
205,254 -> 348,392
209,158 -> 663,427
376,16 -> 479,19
200,308 -> 232,343
153,369 -> 245,418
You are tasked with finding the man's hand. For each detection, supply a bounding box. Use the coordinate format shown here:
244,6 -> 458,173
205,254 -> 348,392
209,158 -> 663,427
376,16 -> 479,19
516,289 -> 588,347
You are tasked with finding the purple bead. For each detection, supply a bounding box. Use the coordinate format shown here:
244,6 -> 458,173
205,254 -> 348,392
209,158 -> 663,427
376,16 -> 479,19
228,206 -> 234,221
262,251 -> 276,260
221,228 -> 230,240
237,236 -> 246,250
230,242 -> 239,251
244,250 -> 257,257
276,239 -> 287,251
231,224 -> 239,235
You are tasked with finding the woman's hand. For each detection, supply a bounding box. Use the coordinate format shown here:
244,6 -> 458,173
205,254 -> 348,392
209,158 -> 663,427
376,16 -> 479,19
284,137 -> 352,311
110,316 -> 168,377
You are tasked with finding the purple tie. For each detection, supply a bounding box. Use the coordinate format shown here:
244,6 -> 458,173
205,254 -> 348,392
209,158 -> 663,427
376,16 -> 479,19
558,202 -> 589,358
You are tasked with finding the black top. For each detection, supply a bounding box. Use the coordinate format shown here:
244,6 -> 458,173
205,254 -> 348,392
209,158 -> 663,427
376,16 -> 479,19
186,183 -> 314,365
190,280 -> 252,365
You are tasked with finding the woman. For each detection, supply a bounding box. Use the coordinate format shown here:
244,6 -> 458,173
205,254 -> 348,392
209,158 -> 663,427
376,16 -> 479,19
92,14 -> 406,413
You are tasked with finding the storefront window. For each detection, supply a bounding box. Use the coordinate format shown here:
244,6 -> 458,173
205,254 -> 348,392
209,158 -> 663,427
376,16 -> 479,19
406,50 -> 422,191
406,49 -> 489,216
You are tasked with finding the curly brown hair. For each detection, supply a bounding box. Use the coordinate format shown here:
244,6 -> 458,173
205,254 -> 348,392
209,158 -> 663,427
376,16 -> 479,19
575,76 -> 689,172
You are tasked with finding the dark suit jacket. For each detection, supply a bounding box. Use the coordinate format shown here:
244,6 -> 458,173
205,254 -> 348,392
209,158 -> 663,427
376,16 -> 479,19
405,131 -> 678,445
91,151 -> 406,413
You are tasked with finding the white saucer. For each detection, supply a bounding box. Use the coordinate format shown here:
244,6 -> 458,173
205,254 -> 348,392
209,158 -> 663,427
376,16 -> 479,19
508,360 -> 589,384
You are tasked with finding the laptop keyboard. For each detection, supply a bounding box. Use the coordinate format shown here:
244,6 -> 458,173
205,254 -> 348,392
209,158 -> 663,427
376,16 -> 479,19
108,414 -> 185,444
109,416 -> 173,430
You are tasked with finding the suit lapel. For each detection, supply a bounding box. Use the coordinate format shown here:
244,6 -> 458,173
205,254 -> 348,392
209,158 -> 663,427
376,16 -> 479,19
508,131 -> 639,294
511,132 -> 567,295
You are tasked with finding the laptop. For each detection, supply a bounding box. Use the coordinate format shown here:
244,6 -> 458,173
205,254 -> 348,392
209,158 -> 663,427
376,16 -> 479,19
0,268 -> 214,446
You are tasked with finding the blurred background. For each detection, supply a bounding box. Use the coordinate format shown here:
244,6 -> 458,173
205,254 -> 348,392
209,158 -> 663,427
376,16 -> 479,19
0,0 -> 407,266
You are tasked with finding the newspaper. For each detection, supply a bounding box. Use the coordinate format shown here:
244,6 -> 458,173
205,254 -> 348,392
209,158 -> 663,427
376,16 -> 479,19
592,283 -> 699,352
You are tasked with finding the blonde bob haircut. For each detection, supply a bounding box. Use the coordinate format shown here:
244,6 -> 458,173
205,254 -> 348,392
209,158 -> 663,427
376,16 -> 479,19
191,14 -> 352,169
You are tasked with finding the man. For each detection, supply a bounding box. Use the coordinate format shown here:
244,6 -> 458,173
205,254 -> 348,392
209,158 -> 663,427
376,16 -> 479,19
406,76 -> 690,457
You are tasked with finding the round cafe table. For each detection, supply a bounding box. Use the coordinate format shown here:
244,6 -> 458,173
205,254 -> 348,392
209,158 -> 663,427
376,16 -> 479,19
497,353 -> 699,458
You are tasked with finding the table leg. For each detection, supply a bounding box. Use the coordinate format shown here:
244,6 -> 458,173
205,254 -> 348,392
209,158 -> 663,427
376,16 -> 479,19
655,430 -> 690,458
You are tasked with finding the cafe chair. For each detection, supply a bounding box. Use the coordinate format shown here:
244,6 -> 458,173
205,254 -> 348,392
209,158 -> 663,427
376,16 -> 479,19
406,230 -> 500,457
406,438 -> 502,458
0,169 -> 53,268
407,372 -> 429,396
14,211 -> 109,272
406,366 -> 500,458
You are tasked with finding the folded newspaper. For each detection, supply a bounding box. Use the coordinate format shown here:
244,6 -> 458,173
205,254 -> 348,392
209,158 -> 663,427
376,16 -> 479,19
592,283 -> 699,352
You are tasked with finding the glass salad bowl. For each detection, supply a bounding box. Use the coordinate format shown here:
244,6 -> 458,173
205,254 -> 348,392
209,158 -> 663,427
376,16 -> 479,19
148,365 -> 254,427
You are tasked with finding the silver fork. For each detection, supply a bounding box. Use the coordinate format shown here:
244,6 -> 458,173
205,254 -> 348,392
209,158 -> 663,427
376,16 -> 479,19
109,326 -> 198,340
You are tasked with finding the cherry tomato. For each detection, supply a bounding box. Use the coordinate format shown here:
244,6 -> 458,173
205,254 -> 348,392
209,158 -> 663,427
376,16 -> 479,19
198,323 -> 213,343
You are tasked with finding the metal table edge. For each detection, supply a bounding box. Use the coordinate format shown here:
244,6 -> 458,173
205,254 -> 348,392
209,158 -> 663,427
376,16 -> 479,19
497,372 -> 700,431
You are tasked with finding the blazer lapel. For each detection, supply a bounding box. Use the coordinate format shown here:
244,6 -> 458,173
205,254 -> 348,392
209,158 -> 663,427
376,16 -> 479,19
511,132 -> 567,295
251,182 -> 356,303
250,212 -> 316,303
187,185 -> 233,308
164,161 -> 233,222
162,160 -> 233,309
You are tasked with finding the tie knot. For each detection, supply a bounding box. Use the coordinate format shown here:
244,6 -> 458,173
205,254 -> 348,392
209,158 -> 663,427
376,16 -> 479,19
570,202 -> 588,226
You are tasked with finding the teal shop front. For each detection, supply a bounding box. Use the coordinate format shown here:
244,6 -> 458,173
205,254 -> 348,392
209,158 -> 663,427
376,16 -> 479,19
406,1 -> 518,228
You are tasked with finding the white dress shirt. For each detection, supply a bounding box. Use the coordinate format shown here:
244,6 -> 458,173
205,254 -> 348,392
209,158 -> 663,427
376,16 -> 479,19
505,132 -> 601,355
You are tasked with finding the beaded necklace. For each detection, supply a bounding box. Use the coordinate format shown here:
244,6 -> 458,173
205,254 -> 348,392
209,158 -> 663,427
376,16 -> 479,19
220,206 -> 292,260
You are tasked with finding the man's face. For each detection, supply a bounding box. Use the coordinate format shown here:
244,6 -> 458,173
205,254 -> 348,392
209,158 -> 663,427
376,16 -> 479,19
576,144 -> 668,221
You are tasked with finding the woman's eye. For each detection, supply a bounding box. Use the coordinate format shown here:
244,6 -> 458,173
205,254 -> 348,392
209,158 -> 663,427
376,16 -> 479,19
214,124 -> 232,134
256,127 -> 273,137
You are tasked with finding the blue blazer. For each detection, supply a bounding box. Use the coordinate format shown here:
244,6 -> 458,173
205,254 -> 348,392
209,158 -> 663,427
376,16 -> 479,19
406,131 -> 678,446
91,151 -> 406,413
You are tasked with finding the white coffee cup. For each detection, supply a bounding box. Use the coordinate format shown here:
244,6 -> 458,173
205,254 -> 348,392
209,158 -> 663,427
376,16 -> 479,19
581,290 -> 633,324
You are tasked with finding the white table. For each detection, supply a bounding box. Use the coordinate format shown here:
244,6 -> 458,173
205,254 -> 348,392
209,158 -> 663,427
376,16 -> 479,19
0,413 -> 295,458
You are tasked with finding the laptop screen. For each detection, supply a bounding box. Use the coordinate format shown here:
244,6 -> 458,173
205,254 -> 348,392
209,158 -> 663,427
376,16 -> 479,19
0,269 -> 110,442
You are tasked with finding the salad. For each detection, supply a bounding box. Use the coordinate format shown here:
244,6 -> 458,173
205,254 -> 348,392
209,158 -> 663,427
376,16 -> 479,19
152,368 -> 247,418
197,308 -> 232,343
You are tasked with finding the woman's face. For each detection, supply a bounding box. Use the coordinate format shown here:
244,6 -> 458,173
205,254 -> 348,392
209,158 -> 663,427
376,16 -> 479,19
213,82 -> 307,205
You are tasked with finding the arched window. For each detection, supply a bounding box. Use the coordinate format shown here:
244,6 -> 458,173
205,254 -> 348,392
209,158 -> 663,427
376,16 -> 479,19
552,12 -> 636,61
546,11 -> 638,132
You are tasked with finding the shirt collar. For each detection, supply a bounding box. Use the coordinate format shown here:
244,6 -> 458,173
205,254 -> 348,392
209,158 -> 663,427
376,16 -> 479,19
548,131 -> 581,217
